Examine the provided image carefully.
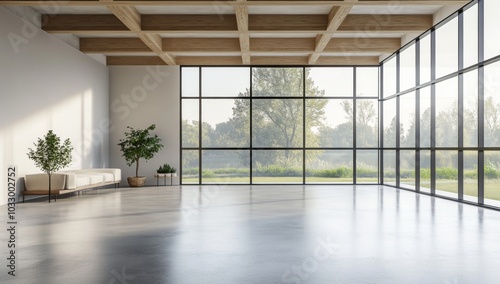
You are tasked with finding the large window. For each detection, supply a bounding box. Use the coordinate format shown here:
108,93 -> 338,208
180,0 -> 500,209
182,66 -> 378,185
380,0 -> 500,208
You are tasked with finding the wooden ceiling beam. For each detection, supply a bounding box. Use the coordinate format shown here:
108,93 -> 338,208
235,0 -> 250,64
163,38 -> 241,52
106,55 -> 378,66
309,0 -> 357,64
81,37 -> 400,53
0,1 -> 471,7
100,0 -> 176,65
324,37 -> 401,53
43,14 -> 433,33
80,37 -> 150,53
107,56 -> 167,66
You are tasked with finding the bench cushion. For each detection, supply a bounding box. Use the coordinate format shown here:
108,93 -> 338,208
24,173 -> 66,191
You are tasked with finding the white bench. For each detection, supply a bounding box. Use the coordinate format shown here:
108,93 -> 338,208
22,168 -> 121,202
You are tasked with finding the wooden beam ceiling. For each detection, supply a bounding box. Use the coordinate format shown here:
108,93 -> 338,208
235,0 -> 250,64
100,0 -> 176,65
42,14 -> 433,34
81,37 -> 401,54
309,0 -> 357,64
4,0 -> 467,66
0,1 -> 471,7
107,55 -> 379,66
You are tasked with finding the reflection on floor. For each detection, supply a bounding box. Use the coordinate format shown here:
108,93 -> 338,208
1,185 -> 500,284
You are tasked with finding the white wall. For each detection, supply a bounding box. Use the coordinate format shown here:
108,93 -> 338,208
109,66 -> 180,186
0,7 -> 109,204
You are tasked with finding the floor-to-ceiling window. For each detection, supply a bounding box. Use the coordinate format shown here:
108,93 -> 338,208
181,66 -> 379,185
381,0 -> 500,208
181,0 -> 499,209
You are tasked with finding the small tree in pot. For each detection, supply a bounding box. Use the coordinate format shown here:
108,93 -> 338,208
27,130 -> 73,203
118,124 -> 163,187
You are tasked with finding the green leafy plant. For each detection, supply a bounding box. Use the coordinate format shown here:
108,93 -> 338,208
157,164 -> 177,174
27,130 -> 73,202
118,124 -> 163,177
157,164 -> 171,174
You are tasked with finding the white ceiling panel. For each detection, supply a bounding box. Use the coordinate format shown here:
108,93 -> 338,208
173,52 -> 242,56
251,52 -> 310,56
78,34 -> 139,38
160,33 -> 238,38
249,5 -> 331,15
250,33 -> 317,38
136,6 -> 234,15
103,52 -> 156,56
350,5 -> 442,15
33,6 -> 112,14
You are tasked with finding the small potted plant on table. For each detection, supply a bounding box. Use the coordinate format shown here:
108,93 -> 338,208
156,163 -> 177,186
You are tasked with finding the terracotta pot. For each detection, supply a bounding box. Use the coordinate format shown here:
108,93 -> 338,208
127,176 -> 147,187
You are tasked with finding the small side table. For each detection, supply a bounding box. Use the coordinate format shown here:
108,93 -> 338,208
154,173 -> 177,186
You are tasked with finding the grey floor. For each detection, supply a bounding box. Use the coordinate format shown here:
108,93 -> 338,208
1,185 -> 500,284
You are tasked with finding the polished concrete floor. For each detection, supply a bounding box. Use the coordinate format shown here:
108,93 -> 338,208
1,185 -> 500,284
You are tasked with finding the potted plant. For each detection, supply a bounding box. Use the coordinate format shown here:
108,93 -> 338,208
157,164 -> 172,177
27,130 -> 73,203
157,163 -> 177,177
118,124 -> 163,187
169,165 -> 177,177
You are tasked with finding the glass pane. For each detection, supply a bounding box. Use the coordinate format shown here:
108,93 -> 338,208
401,150 -> 416,190
436,151 -> 458,199
356,150 -> 378,183
484,0 -> 500,61
182,67 -> 199,97
253,150 -> 303,184
383,56 -> 397,98
464,70 -> 478,147
253,99 -> 303,148
306,67 -> 353,97
306,150 -> 353,183
419,34 -> 431,84
253,67 -> 303,97
356,99 -> 378,148
307,99 -> 352,148
463,5 -> 478,68
420,87 -> 431,148
383,99 -> 396,148
202,150 -> 250,184
435,77 -> 458,147
400,45 -> 416,92
463,151 -> 478,203
435,17 -> 458,78
202,67 -> 250,97
384,150 -> 396,186
182,150 -> 199,184
182,99 -> 199,148
420,150 -> 431,193
356,67 -> 379,97
400,92 -> 415,148
202,99 -> 249,147
484,62 -> 500,147
484,151 -> 500,207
